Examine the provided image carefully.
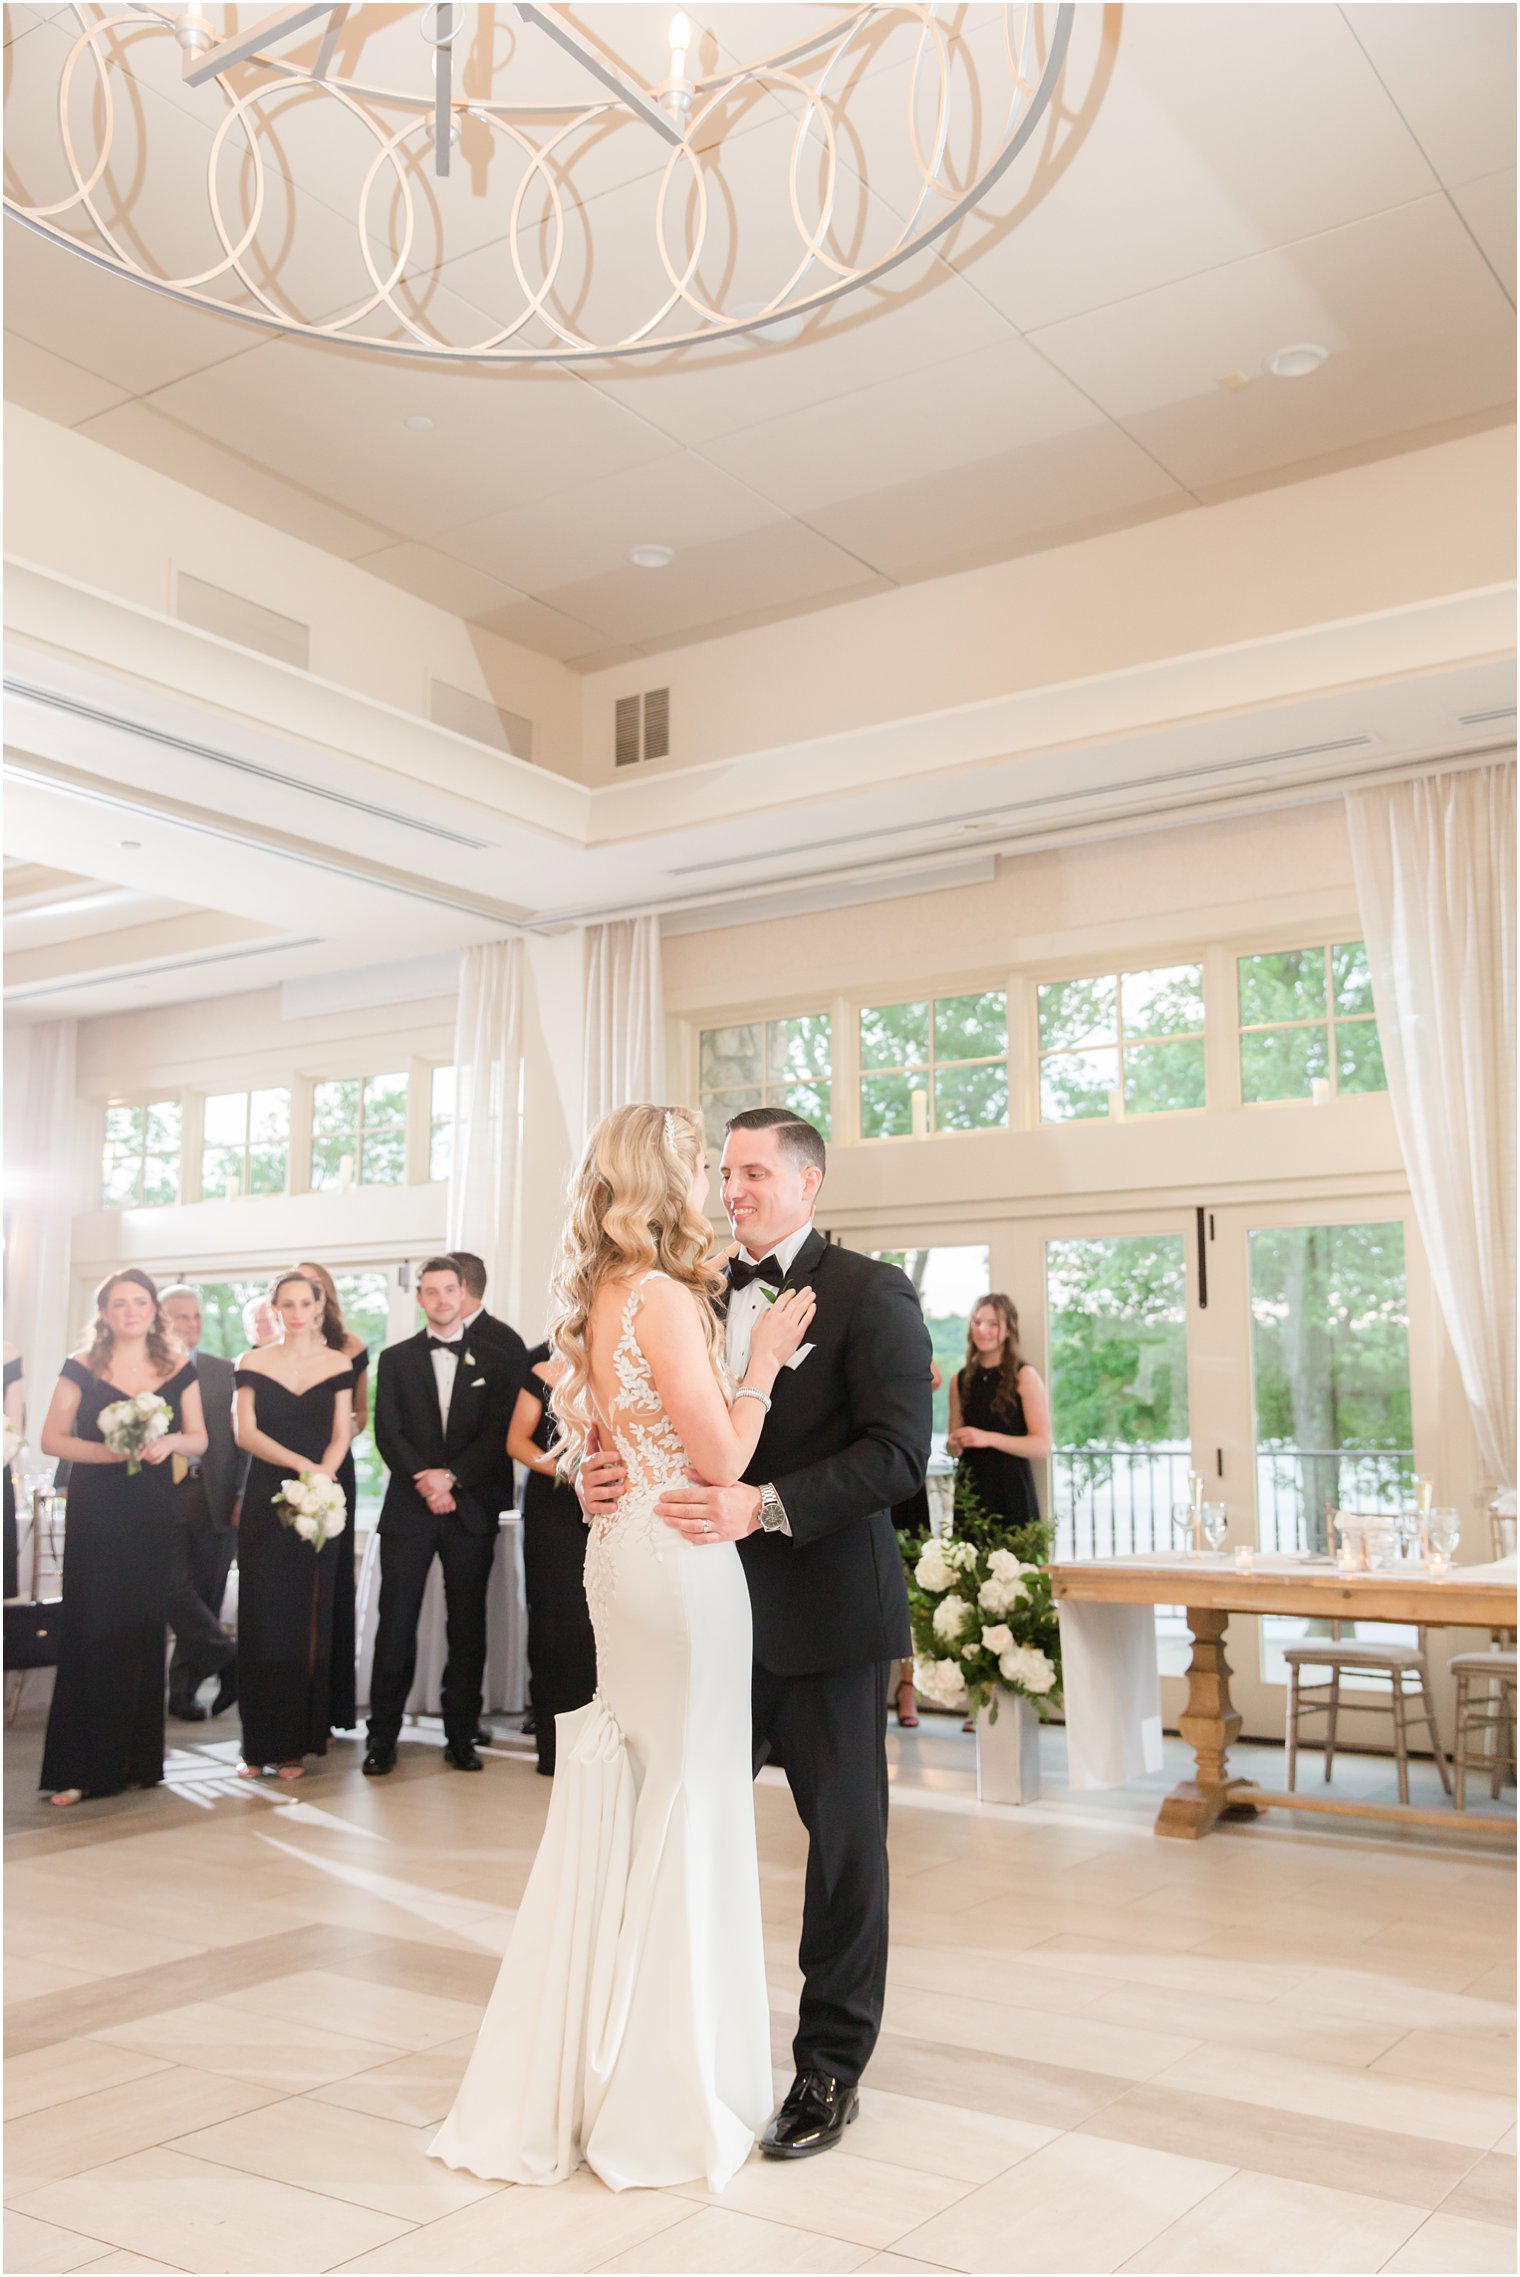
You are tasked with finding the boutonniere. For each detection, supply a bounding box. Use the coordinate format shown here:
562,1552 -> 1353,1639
461,1350 -> 476,1369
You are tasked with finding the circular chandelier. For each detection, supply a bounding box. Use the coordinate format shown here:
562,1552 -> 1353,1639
3,3 -> 1075,364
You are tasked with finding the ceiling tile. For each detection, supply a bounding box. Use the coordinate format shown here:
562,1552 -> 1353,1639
1029,196 -> 1517,492
943,3 -> 1438,332
807,422 -> 1188,583
538,518 -> 880,645
1453,170 -> 1518,305
1345,5 -> 1516,188
3,330 -> 130,426
700,336 -> 1116,515
139,335 -> 679,540
2,217 -> 260,395
354,540 -> 532,622
76,399 -> 400,559
437,451 -> 785,592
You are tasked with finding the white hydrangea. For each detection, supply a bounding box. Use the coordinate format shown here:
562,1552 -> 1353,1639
914,1542 -> 956,1594
977,1574 -> 1029,1616
915,1656 -> 971,1712
999,1644 -> 1057,1695
980,1623 -> 1014,1656
932,1593 -> 973,1646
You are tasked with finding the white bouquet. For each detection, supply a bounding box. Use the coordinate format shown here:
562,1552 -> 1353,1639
273,1469 -> 348,1551
98,1391 -> 173,1476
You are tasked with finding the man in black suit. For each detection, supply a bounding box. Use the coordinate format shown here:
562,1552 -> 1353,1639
365,1256 -> 518,1776
160,1286 -> 238,1722
581,1108 -> 931,2161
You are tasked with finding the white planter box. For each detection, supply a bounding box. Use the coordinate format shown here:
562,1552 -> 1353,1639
976,1691 -> 1042,1805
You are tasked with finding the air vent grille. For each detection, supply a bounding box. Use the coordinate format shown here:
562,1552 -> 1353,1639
1457,706 -> 1517,727
614,687 -> 671,766
428,678 -> 534,761
174,573 -> 311,670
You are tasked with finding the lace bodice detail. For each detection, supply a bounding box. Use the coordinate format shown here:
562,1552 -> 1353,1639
601,1276 -> 691,1512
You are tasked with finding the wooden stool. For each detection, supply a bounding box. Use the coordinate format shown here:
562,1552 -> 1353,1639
1451,1649 -> 1518,1808
1283,1631 -> 1450,1805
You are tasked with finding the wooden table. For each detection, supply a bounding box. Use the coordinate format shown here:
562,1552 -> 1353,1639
1049,1555 -> 1518,1840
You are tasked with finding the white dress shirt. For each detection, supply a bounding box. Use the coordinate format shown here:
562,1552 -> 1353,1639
724,1220 -> 815,1380
429,1327 -> 464,1431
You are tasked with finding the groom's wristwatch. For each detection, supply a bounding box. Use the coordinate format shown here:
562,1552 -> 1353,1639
756,1483 -> 791,1537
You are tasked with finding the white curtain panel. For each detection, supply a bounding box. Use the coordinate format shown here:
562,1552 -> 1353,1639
4,1018 -> 79,1383
581,916 -> 665,1139
1345,758 -> 1517,1491
446,940 -> 526,1324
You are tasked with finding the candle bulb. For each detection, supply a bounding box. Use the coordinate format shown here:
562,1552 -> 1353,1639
338,1153 -> 355,1192
1311,1076 -> 1331,1107
910,1087 -> 928,1140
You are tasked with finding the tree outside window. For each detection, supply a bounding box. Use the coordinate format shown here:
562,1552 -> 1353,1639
1038,964 -> 1206,1123
1238,942 -> 1388,1104
698,1015 -> 832,1148
429,1066 -> 454,1182
860,992 -> 1007,1139
201,1088 -> 290,1199
101,1100 -> 181,1208
311,1073 -> 410,1188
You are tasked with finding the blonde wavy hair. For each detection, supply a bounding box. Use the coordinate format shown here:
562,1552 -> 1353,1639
548,1103 -> 724,1466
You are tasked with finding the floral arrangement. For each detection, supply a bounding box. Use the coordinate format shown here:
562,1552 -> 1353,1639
98,1391 -> 173,1475
905,1478 -> 1062,1720
273,1469 -> 348,1551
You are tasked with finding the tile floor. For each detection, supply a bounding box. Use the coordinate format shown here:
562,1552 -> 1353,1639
3,1705 -> 1514,2275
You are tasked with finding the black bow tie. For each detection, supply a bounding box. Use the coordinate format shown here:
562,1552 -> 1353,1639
728,1253 -> 785,1292
427,1335 -> 463,1352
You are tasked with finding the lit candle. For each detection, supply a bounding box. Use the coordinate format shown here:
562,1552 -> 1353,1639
1234,1545 -> 1254,1573
910,1087 -> 928,1140
224,1171 -> 241,1202
1311,1077 -> 1331,1107
1107,1087 -> 1124,1120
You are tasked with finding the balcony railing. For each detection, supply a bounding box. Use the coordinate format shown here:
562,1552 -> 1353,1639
1052,1445 -> 1416,1561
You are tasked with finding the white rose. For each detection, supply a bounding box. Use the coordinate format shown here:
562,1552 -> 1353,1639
324,1505 -> 348,1537
999,1644 -> 1057,1695
943,1539 -> 980,1573
932,1593 -> 973,1645
914,1544 -> 955,1594
981,1623 -> 1014,1656
915,1656 -> 971,1712
978,1575 -> 1029,1615
294,1513 -> 319,1541
988,1548 -> 1029,1582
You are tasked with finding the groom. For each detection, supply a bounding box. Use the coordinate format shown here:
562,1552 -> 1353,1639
580,1106 -> 931,2158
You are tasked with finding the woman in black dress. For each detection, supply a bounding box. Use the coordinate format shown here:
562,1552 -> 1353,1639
38,1271 -> 207,1806
298,1262 -> 367,1735
234,1269 -> 354,1780
948,1294 -> 1051,1528
506,1344 -> 595,1776
4,1345 -> 24,1600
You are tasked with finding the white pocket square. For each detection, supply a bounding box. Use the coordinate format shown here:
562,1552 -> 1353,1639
470,1378 -> 486,1388
784,1344 -> 814,1371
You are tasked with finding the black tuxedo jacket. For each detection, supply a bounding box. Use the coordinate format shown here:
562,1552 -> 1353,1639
459,1308 -> 528,1509
733,1229 -> 931,1677
374,1331 -> 517,1539
190,1350 -> 239,1532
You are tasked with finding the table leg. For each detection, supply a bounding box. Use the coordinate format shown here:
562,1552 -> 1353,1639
1155,1606 -> 1262,1839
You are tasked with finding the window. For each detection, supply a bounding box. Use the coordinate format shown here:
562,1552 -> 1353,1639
1238,942 -> 1387,1104
698,1015 -> 832,1148
101,1100 -> 181,1208
1038,964 -> 1206,1122
311,1073 -> 409,1189
429,1066 -> 455,1183
861,992 -> 1007,1138
201,1088 -> 290,1199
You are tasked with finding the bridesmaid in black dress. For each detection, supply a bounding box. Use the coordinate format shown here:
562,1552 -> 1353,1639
948,1293 -> 1051,1530
38,1272 -> 207,1806
4,1345 -> 24,1599
506,1344 -> 595,1776
234,1269 -> 354,1780
299,1262 -> 367,1735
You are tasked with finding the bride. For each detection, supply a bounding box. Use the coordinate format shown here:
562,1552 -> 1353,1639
430,1103 -> 815,2192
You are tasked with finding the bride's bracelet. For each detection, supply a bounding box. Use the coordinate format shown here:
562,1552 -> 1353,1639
733,1385 -> 772,1414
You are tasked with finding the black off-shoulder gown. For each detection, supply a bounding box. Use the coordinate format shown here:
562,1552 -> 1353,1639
39,1358 -> 193,1797
519,1347 -> 596,1775
236,1364 -> 352,1768
327,1343 -> 366,1733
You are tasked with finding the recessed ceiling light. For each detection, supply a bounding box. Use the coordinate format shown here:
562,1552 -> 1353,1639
120,838 -> 141,849
403,413 -> 434,432
1268,343 -> 1329,380
629,544 -> 674,570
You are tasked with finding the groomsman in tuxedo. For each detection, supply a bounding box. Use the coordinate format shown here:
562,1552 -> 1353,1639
160,1286 -> 238,1722
365,1257 -> 519,1776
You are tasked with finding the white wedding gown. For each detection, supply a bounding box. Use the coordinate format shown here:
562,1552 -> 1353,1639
429,1274 -> 773,2192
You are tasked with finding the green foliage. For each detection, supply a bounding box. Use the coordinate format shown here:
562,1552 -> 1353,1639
1046,1234 -> 1189,1450
1249,1223 -> 1412,1452
1238,949 -> 1326,1026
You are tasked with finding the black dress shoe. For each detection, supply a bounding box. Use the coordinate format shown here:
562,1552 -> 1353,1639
210,1672 -> 237,1717
443,1742 -> 484,1772
760,2071 -> 859,2159
168,1698 -> 207,1722
362,1747 -> 396,1777
473,1728 -> 493,1748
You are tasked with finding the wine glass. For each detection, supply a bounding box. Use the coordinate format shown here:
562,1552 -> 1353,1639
1171,1504 -> 1199,1555
1201,1504 -> 1228,1554
1426,1508 -> 1460,1574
